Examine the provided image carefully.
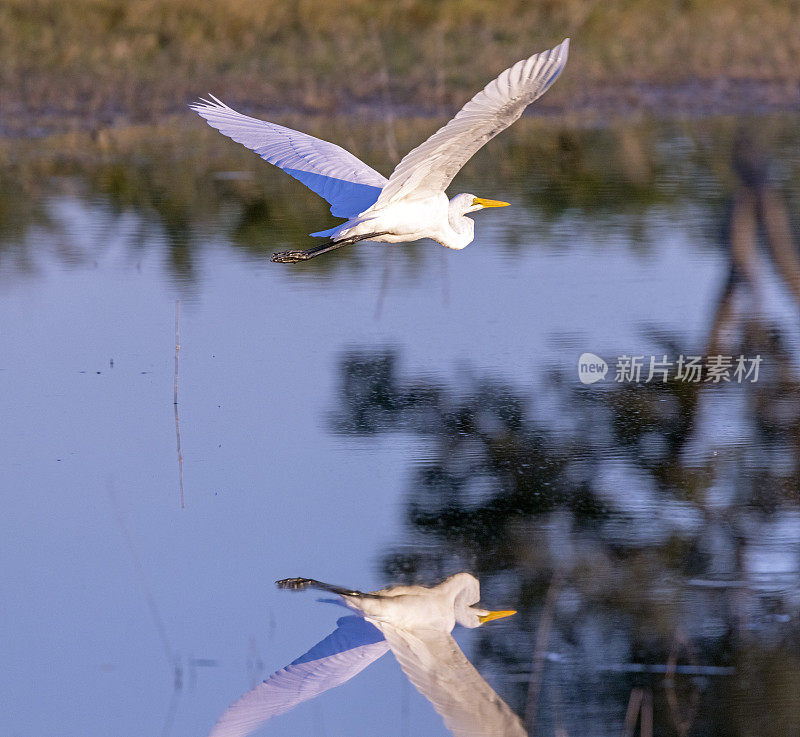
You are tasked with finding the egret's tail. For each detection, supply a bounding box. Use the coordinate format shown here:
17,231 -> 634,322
308,225 -> 340,239
277,577 -> 378,598
309,212 -> 379,239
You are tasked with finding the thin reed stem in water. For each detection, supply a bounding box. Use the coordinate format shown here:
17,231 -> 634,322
524,570 -> 562,733
173,300 -> 185,509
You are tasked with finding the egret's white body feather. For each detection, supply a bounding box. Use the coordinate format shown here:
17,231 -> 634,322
192,39 -> 569,260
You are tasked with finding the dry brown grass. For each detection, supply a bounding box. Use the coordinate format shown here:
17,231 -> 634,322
1,0 -> 799,132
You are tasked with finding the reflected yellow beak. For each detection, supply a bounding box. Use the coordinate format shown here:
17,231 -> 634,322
478,609 -> 517,624
472,197 -> 510,208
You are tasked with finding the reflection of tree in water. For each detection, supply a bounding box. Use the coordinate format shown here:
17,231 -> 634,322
333,346 -> 800,734
329,144 -> 800,734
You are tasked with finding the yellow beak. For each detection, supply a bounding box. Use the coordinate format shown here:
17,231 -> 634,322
472,197 -> 510,208
478,609 -> 517,624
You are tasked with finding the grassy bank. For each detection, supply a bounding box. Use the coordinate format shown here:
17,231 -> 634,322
2,0 -> 799,133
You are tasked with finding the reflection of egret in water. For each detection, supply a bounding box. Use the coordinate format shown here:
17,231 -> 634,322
208,573 -> 521,737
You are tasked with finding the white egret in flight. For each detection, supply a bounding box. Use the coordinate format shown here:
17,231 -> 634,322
192,39 -> 569,263
208,573 -> 522,737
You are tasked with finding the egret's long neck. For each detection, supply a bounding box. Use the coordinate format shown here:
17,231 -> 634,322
445,207 -> 475,251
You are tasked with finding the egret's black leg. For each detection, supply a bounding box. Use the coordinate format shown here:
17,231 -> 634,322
271,232 -> 393,264
271,240 -> 350,263
276,577 -> 378,597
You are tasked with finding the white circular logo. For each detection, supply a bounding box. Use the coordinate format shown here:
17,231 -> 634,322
577,353 -> 608,384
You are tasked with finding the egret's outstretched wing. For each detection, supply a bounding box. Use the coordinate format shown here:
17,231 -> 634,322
192,97 -> 388,218
376,39 -> 569,206
208,616 -> 389,737
377,624 -> 526,737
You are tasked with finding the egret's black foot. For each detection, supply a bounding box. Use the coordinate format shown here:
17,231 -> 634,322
276,577 -> 371,597
271,250 -> 312,263
276,577 -> 315,590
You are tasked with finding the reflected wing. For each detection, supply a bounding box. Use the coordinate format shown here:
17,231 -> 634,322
377,624 -> 526,737
208,617 -> 389,737
375,39 -> 569,206
192,96 -> 388,218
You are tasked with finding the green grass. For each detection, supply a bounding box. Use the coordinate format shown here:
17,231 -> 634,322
1,0 -> 799,131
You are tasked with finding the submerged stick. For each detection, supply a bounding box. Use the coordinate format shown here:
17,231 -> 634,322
622,688 -> 643,737
370,19 -> 399,162
108,484 -> 174,666
524,570 -> 562,733
174,300 -> 185,509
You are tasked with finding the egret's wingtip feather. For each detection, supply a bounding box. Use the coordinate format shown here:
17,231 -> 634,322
191,96 -> 216,109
